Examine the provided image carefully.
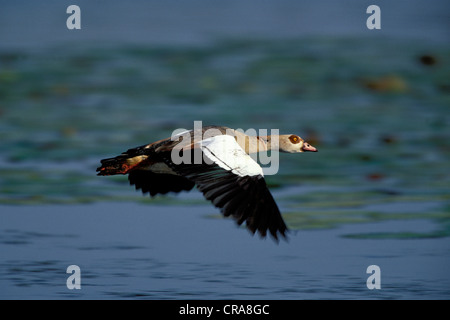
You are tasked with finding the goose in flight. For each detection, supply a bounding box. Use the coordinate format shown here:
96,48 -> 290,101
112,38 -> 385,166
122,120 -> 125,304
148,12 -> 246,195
96,125 -> 317,241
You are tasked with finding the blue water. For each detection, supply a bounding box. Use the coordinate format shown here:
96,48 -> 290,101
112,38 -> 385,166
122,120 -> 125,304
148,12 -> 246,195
1,0 -> 449,48
0,0 -> 449,300
1,203 -> 449,299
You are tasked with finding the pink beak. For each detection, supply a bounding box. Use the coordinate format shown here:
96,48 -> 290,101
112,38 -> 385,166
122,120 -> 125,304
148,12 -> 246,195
302,142 -> 318,152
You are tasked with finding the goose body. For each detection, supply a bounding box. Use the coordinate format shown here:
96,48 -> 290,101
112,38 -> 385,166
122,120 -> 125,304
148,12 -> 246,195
97,125 -> 317,240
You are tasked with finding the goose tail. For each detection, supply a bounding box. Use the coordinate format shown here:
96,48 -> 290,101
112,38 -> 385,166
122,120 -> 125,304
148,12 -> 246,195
96,149 -> 149,176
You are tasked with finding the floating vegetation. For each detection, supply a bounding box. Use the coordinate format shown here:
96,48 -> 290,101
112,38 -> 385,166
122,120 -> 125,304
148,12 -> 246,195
0,37 -> 449,237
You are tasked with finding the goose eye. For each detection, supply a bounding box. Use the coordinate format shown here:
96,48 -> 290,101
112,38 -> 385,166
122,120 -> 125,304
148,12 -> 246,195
289,135 -> 300,144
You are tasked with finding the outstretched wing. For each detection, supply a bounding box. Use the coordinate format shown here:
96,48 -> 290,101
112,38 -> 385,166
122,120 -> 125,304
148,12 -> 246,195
164,135 -> 288,240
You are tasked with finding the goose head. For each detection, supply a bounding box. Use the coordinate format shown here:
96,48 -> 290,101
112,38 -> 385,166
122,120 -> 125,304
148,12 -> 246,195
278,134 -> 318,153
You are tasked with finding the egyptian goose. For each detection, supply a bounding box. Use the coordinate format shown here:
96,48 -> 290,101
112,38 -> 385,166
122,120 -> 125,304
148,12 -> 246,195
97,125 -> 317,240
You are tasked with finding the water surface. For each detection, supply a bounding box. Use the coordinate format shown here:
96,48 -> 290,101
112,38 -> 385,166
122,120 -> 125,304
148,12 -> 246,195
1,203 -> 449,299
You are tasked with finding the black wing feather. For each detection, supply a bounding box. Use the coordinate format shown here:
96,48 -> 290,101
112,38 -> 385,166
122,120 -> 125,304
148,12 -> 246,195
128,170 -> 195,197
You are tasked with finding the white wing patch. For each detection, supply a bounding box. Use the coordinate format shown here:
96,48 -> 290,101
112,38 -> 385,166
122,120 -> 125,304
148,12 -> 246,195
200,135 -> 263,177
